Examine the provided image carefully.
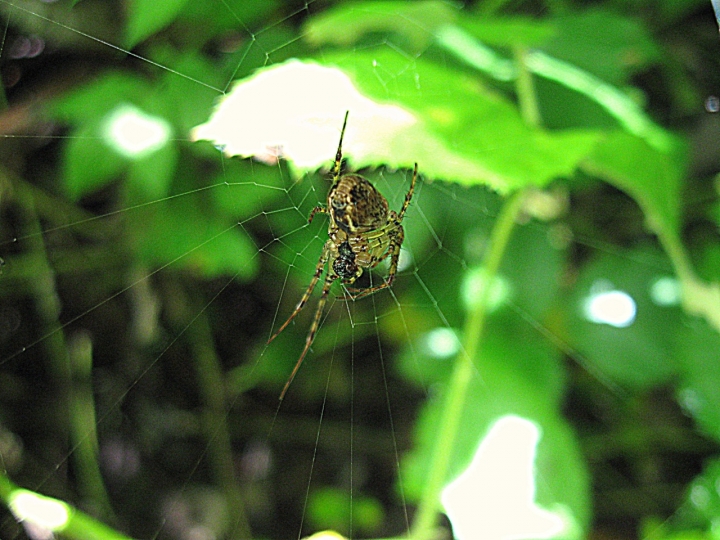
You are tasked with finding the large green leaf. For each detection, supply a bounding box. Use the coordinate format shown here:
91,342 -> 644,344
325,50 -> 600,191
195,57 -> 600,192
126,142 -> 178,202
459,15 -> 557,48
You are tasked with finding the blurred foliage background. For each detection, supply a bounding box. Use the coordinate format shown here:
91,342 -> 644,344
1,0 -> 720,539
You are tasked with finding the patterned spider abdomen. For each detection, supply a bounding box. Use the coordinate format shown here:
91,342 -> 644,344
328,174 -> 389,233
332,240 -> 361,282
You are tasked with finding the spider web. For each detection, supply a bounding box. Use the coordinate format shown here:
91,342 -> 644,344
0,1 -> 699,540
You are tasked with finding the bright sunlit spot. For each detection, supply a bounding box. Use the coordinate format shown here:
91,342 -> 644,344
8,489 -> 70,532
304,531 -> 348,540
103,103 -> 172,158
424,327 -> 461,359
650,276 -> 681,306
441,416 -> 570,540
191,59 -> 415,171
397,245 -> 413,273
582,282 -> 637,328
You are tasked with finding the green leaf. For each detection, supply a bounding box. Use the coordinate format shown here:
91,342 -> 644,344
582,131 -> 686,239
326,50 -> 600,192
565,246 -> 682,390
433,26 -> 672,151
459,15 -> 557,48
402,316 -> 590,533
49,72 -> 150,124
307,487 -> 383,536
125,0 -> 190,48
676,321 -> 720,441
132,196 -> 258,279
178,0 -> 280,35
542,8 -> 661,85
209,158 -> 287,220
62,120 -> 126,200
303,0 -> 458,50
194,56 -> 600,191
155,49 -> 224,134
126,142 -> 178,203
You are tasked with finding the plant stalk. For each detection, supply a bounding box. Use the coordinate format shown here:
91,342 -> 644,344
410,46 -> 538,540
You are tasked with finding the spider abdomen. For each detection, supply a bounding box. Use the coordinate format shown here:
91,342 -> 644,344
333,240 -> 361,282
328,174 -> 389,233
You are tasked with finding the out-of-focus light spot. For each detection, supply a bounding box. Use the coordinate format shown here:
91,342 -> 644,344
241,440 -> 273,481
103,104 -> 172,158
582,282 -> 636,328
9,490 -> 70,531
397,246 -> 413,273
521,188 -> 568,222
424,328 -> 460,359
100,438 -> 141,480
304,531 -> 348,540
461,267 -> 510,313
690,484 -> 710,508
678,387 -> 702,416
9,35 -> 45,59
441,415 -> 571,540
191,59 -> 415,171
650,276 -> 680,306
706,96 -> 720,113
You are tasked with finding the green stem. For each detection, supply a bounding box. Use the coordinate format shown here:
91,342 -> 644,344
409,190 -> 525,540
514,47 -> 541,128
0,472 -> 135,540
12,173 -> 74,472
410,46 -> 539,540
169,282 -> 251,540
68,332 -> 116,521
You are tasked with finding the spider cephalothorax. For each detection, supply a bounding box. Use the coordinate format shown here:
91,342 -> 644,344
268,111 -> 418,400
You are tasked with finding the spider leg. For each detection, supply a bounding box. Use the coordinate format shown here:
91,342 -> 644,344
346,229 -> 404,300
308,205 -> 327,223
398,162 -> 418,220
331,111 -> 350,184
267,242 -> 329,345
279,270 -> 336,400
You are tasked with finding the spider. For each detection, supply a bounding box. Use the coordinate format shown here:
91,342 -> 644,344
268,111 -> 418,400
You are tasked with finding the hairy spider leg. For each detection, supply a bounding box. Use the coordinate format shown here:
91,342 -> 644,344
269,111 -> 349,399
267,243 -> 329,345
331,111 -> 350,183
307,205 -> 327,223
267,203 -> 330,346
398,162 -> 418,220
278,268 -> 336,400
